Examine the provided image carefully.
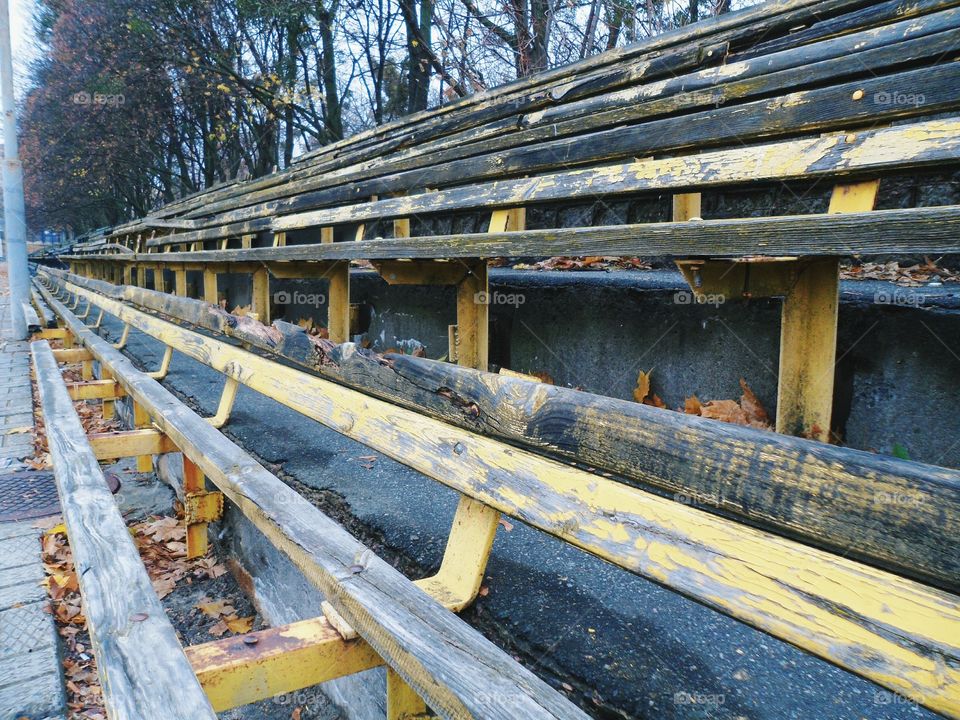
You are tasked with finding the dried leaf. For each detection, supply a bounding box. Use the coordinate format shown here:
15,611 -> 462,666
700,399 -> 747,425
196,599 -> 236,619
683,395 -> 702,415
632,370 -> 652,404
224,615 -> 254,633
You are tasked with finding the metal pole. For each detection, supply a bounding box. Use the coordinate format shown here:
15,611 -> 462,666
0,0 -> 28,340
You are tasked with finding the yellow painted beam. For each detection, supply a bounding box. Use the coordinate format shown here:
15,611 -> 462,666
53,348 -> 93,364
88,429 -> 177,461
373,260 -> 469,286
776,180 -> 880,440
183,456 -> 212,559
185,616 -> 382,712
37,328 -> 68,340
327,261 -> 350,344
387,667 -> 428,720
66,379 -> 126,401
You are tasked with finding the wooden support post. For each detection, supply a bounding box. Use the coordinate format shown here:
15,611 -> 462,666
251,268 -> 270,323
154,265 -> 167,293
123,265 -> 133,286
776,180 -> 879,440
455,260 -> 488,371
327,262 -> 350,343
137,265 -> 147,288
203,270 -> 219,305
321,227 -> 334,244
273,231 -> 286,247
132,400 -> 153,472
175,268 -> 188,297
81,360 -> 93,380
100,366 -> 115,419
241,234 -> 254,249
387,668 -> 428,720
672,192 -> 702,222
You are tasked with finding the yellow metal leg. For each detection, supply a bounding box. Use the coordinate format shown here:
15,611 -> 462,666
207,376 -> 239,428
112,324 -> 130,349
414,495 -> 499,611
146,346 -> 174,380
387,668 -> 428,720
132,400 -> 153,472
183,455 -> 222,559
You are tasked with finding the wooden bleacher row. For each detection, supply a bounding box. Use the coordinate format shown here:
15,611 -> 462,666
32,278 -> 588,720
87,0 -> 925,236
35,268 -> 960,719
67,0 -> 960,255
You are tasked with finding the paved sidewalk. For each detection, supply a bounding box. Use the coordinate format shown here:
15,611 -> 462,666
0,266 -> 66,720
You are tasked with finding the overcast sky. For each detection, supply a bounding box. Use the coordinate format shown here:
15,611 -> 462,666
9,0 -> 37,97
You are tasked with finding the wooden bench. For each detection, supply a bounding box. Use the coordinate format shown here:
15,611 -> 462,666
32,281 -> 588,719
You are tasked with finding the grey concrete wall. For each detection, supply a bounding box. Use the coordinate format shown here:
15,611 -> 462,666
247,269 -> 960,468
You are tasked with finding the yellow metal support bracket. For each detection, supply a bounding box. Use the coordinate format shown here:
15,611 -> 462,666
112,323 -> 130,349
207,376 -> 239,428
184,491 -> 223,525
146,346 -> 174,380
183,455 -> 219,559
184,616 -> 382,712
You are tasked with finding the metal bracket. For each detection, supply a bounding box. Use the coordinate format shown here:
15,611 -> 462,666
185,491 -> 224,525
146,345 -> 174,380
207,376 -> 239,428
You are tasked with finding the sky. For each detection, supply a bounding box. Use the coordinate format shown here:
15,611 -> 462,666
9,0 -> 37,97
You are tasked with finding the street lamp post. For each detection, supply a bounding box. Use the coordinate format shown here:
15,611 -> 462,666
0,0 -> 29,340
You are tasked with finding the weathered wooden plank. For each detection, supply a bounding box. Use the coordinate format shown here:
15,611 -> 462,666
36,281 -> 587,720
37,276 -> 960,718
138,0 -> 871,226
267,119 -> 960,234
206,63 -> 960,227
88,204 -> 960,264
42,267 -> 960,592
31,340 -> 217,720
